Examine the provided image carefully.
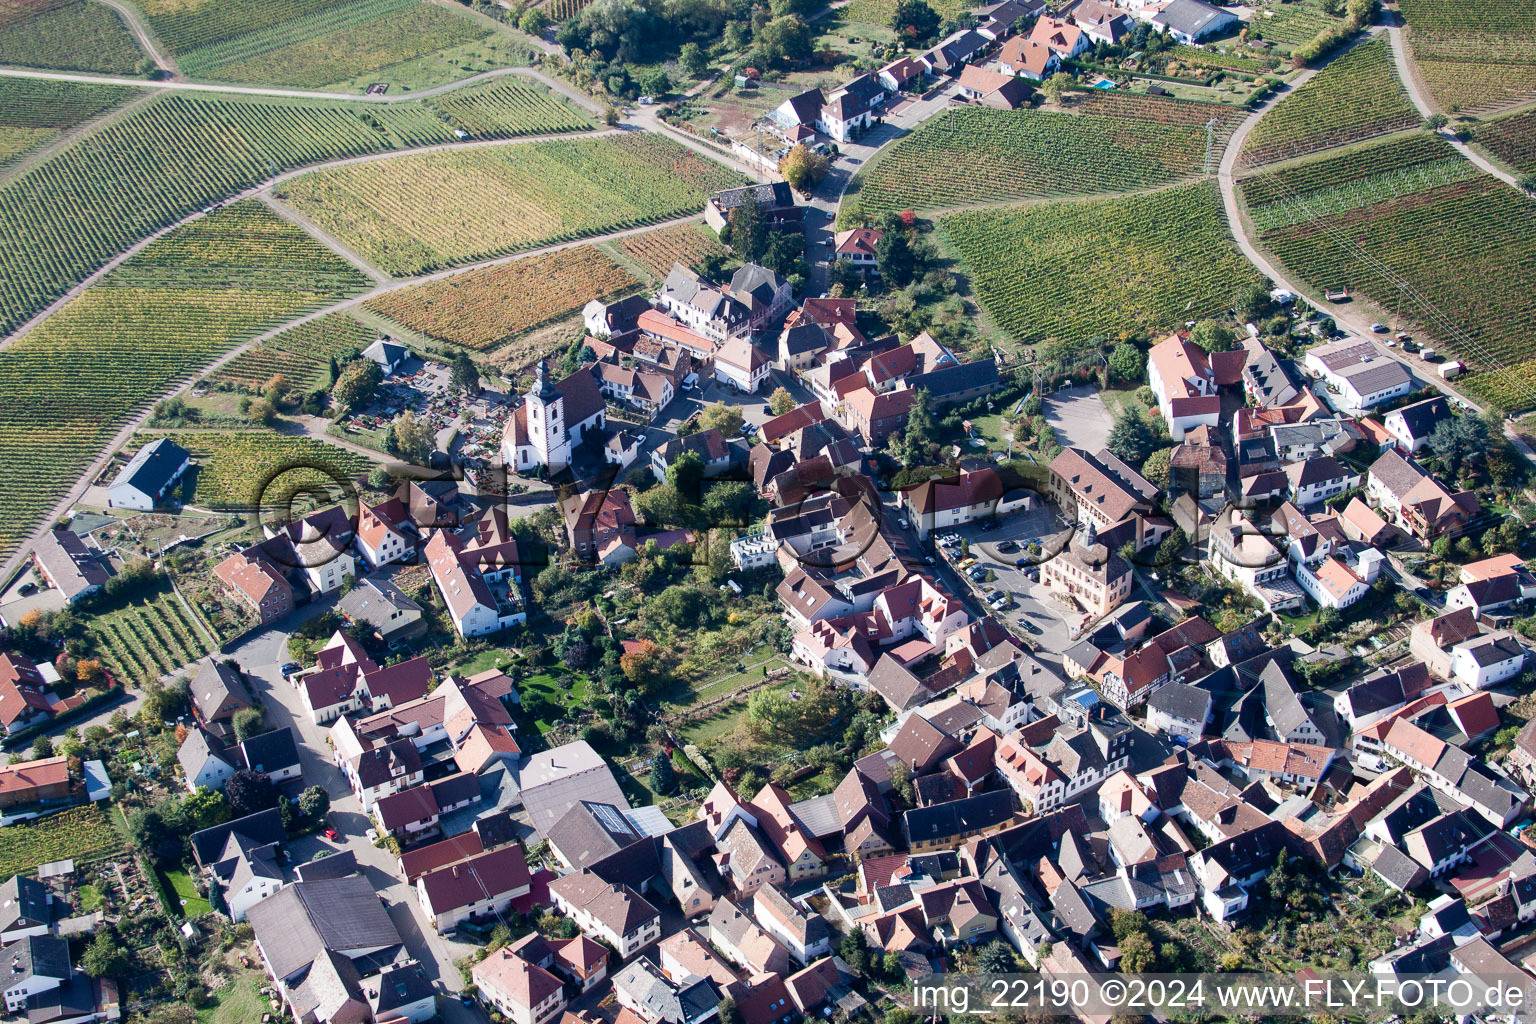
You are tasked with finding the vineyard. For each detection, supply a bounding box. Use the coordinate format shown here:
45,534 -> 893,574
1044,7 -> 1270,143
1254,175 -> 1536,408
0,203 -> 369,560
89,585 -> 215,686
430,77 -> 596,137
1396,0 -> 1536,114
0,85 -> 594,337
1169,46 -> 1277,73
850,98 -> 1246,213
1239,133 -> 1475,230
0,0 -> 147,74
283,133 -> 747,275
0,805 -> 125,878
614,222 -> 728,281
368,246 -> 637,350
210,312 -> 376,392
1241,38 -> 1419,166
139,431 -> 376,510
538,0 -> 595,21
178,0 -> 494,88
841,0 -> 968,28
1471,109 -> 1536,174
941,181 -> 1263,346
1250,1 -> 1342,47
139,0 -> 379,57
0,78 -> 137,169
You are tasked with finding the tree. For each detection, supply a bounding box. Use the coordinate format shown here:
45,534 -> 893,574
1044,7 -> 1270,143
1106,407 -> 1157,465
519,5 -> 548,33
679,41 -> 709,77
1142,447 -> 1173,489
1423,113 -> 1448,130
768,387 -> 796,416
702,480 -> 759,526
780,144 -> 831,192
620,639 -> 668,693
699,401 -> 744,435
889,0 -> 939,41
80,931 -> 132,980
1108,342 -> 1144,383
393,409 -> 435,464
649,752 -> 676,794
30,736 -> 52,761
232,707 -> 265,742
718,997 -> 743,1024
298,785 -> 330,821
667,450 -> 706,505
761,230 -> 805,277
757,15 -> 813,66
888,760 -> 915,805
247,398 -> 276,426
105,558 -> 157,600
1041,71 -> 1074,103
975,939 -> 1020,973
639,68 -> 671,97
1233,283 -> 1271,321
332,359 -> 383,409
224,769 -> 278,817
726,189 -> 768,260
647,584 -> 710,629
450,351 -> 480,394
875,230 -> 917,287
889,388 -> 935,467
182,787 -> 230,831
1189,319 -> 1234,353
1428,414 -> 1489,476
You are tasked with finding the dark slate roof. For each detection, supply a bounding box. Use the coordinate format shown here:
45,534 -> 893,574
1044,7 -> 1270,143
548,801 -> 645,870
368,961 -> 434,1014
24,973 -> 101,1024
779,88 -> 824,126
1391,396 -> 1450,442
901,790 -> 1014,846
1050,877 -> 1098,938
781,322 -> 830,357
247,876 -> 400,981
1148,682 -> 1211,726
1155,0 -> 1233,36
1409,809 -> 1491,866
906,359 -> 999,401
1372,843 -> 1428,891
114,437 -> 190,497
0,935 -> 69,986
191,807 -> 286,868
0,877 -> 49,936
240,728 -> 300,777
295,850 -> 359,883
715,181 -> 795,212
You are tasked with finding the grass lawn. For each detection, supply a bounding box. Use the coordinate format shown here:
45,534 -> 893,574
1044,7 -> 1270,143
77,884 -> 106,911
519,671 -> 590,734
161,867 -> 212,918
1098,384 -> 1152,421
199,973 -> 268,1024
679,680 -> 795,746
451,648 -> 514,676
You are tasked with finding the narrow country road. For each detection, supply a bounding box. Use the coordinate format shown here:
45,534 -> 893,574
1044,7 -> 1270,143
1217,23 -> 1536,460
95,0 -> 176,75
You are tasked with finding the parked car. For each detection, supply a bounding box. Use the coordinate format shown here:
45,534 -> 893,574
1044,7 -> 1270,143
17,582 -> 36,596
323,828 -> 338,840
997,540 -> 1018,553
957,557 -> 977,569
1371,323 -> 1388,333
280,662 -> 300,676
366,828 -> 379,843
979,519 -> 1001,532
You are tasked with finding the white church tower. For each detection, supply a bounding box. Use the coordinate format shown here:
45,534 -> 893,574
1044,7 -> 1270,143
526,359 -> 570,472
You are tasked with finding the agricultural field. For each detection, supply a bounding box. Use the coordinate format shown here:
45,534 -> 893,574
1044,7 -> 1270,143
1396,0 -> 1536,114
0,78 -> 138,170
0,0 -> 147,74
138,430 -> 376,510
282,133 -> 747,275
850,98 -> 1246,213
366,246 -> 637,350
1239,132 -> 1476,230
210,312 -> 375,392
0,805 -> 125,877
941,181 -> 1263,346
1253,173 -> 1536,409
431,77 -> 595,137
840,0 -> 969,30
613,221 -> 728,281
537,0 -> 595,21
89,585 -> 216,686
0,203 -> 369,560
175,0 -> 497,88
1241,39 -> 1419,166
1470,109 -> 1536,174
1249,0 -> 1341,47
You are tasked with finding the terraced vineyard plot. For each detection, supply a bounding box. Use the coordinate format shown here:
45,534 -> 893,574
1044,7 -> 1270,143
615,222 -> 728,280
0,91 -> 462,337
1471,109 -> 1536,174
141,431 -> 375,510
284,133 -> 747,275
211,311 -> 375,391
1397,0 -> 1536,113
182,0 -> 494,87
1242,39 -> 1419,165
0,0 -> 147,73
367,246 -> 637,350
431,77 -> 595,137
941,181 -> 1262,345
0,203 -> 369,560
851,100 -> 1245,213
1251,1 -> 1340,46
89,585 -> 215,685
1253,176 -> 1536,408
1239,133 -> 1475,230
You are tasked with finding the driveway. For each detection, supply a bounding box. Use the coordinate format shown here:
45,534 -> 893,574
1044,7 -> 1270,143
1043,385 -> 1115,454
227,605 -> 486,1024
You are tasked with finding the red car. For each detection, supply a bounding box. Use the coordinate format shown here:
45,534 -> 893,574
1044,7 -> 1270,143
323,828 -> 338,840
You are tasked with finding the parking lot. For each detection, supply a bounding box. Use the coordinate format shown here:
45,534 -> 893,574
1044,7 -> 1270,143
1043,384 -> 1115,453
933,503 -> 1085,665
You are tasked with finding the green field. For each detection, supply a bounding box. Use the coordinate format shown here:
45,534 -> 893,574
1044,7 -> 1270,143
840,0 -> 969,29
0,78 -> 138,170
89,585 -> 216,686
0,0 -> 148,74
0,84 -> 593,337
0,202 -> 370,560
1471,108 -> 1536,174
942,181 -> 1263,346
1397,0 -> 1536,114
284,133 -> 747,274
1242,39 -> 1419,166
210,311 -> 376,392
849,97 -> 1246,213
1251,0 -> 1343,47
160,867 -> 213,917
139,430 -> 376,510
0,805 -> 125,876
519,671 -> 590,734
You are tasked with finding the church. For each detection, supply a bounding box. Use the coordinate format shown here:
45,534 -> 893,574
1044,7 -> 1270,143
500,360 -> 607,474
